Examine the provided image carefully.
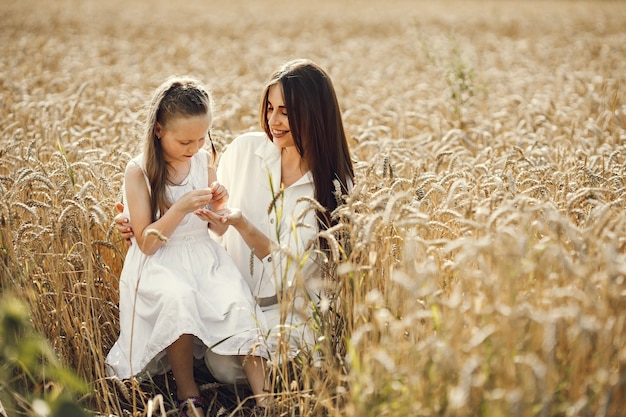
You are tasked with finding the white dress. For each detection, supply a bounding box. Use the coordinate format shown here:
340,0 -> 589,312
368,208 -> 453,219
106,149 -> 266,380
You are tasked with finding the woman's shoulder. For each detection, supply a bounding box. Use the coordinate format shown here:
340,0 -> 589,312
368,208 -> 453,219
228,131 -> 267,150
220,131 -> 267,162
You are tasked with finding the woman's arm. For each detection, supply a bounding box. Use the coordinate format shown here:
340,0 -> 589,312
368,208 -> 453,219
195,208 -> 272,259
225,210 -> 272,259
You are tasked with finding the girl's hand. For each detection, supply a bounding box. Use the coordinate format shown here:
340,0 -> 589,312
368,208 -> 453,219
207,181 -> 229,211
114,202 -> 134,246
116,188 -> 214,245
174,188 -> 215,214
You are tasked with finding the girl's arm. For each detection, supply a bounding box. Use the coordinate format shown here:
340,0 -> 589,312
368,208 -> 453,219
125,163 -> 213,255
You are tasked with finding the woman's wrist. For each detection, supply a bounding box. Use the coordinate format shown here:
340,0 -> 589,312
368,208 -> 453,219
232,213 -> 249,232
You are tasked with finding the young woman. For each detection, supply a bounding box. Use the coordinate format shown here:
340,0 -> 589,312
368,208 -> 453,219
115,59 -> 354,389
105,76 -> 268,417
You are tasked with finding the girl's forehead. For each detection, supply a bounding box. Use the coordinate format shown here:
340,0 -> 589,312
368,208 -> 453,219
165,113 -> 211,130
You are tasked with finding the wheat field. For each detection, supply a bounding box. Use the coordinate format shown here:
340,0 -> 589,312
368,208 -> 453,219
1,0 -> 625,416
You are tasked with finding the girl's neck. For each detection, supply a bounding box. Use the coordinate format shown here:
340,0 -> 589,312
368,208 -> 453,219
167,160 -> 191,185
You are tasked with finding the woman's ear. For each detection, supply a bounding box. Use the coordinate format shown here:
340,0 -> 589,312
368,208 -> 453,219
155,122 -> 163,139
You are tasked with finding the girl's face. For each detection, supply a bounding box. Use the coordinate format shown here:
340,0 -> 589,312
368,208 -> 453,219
156,113 -> 210,165
266,83 -> 294,149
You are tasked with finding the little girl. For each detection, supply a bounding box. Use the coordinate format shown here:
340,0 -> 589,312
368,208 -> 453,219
105,76 -> 267,416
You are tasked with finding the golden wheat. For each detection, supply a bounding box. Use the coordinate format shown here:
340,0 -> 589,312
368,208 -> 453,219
2,0 -> 626,416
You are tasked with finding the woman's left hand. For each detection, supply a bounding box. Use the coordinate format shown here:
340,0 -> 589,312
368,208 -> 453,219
195,206 -> 241,236
195,206 -> 242,224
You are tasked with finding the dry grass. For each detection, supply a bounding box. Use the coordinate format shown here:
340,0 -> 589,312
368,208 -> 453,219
1,0 -> 626,416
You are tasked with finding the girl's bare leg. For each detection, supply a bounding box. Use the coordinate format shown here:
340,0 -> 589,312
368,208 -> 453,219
167,334 -> 203,413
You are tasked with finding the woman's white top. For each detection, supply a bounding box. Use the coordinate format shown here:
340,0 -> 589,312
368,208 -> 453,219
205,132 -> 322,382
217,132 -> 320,303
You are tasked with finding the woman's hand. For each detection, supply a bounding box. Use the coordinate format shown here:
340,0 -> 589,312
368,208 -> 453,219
114,203 -> 134,246
196,206 -> 271,260
194,206 -> 245,236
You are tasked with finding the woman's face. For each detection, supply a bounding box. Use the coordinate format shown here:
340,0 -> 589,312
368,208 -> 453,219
266,83 -> 294,149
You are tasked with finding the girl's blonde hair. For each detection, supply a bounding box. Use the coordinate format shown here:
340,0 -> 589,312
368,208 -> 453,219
143,76 -> 215,221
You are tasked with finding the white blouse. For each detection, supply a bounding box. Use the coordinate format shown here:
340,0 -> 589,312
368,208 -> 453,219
216,131 -> 321,306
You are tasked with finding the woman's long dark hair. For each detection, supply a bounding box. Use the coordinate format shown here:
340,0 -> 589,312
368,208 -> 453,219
259,59 -> 354,231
